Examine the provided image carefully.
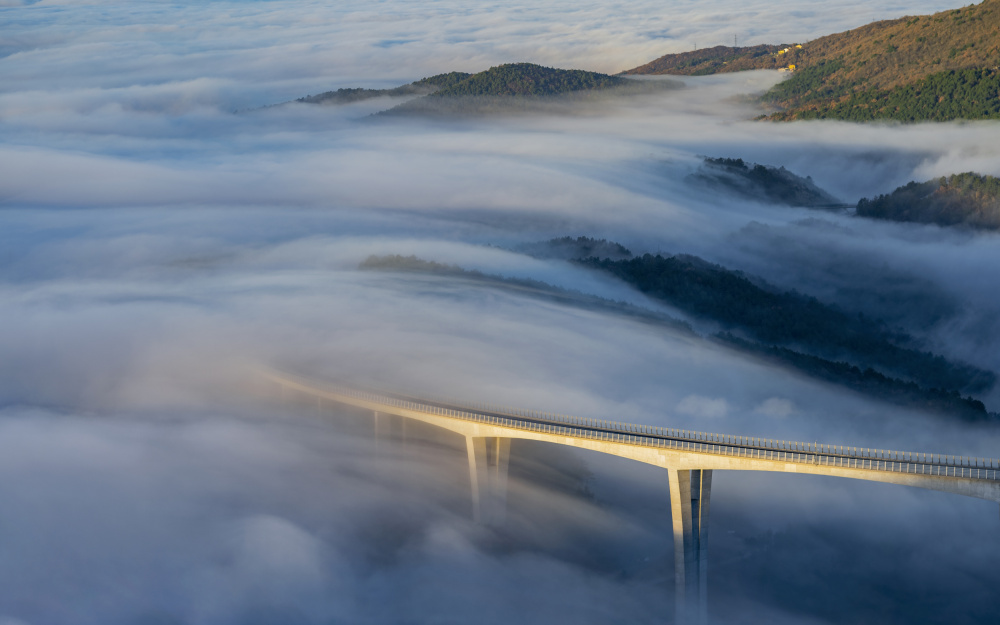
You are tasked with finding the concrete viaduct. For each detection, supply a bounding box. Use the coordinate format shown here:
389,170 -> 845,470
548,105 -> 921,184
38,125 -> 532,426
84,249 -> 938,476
264,370 -> 1000,625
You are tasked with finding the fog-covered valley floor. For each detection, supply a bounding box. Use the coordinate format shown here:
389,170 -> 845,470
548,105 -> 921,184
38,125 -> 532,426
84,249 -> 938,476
3,1 -> 1000,623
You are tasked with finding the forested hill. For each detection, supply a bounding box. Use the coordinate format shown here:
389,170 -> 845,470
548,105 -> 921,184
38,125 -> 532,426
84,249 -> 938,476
625,0 -> 1000,122
856,172 -> 1000,229
382,63 -> 675,115
287,64 -> 666,115
689,157 -> 843,207
428,63 -> 628,96
625,44 -> 796,76
298,64 -> 626,104
294,72 -> 472,105
294,64 -> 636,108
580,252 -> 995,419
516,236 -> 634,260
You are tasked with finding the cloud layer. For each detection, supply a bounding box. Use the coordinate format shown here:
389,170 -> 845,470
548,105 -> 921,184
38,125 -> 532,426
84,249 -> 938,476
3,0 -> 1000,623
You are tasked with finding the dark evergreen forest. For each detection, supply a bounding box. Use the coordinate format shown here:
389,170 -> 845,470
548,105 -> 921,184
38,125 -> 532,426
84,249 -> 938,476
857,172 -> 1000,228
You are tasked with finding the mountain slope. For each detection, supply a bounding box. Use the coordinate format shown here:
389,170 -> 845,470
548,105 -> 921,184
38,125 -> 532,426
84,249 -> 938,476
579,253 -> 996,398
625,44 -> 795,76
294,72 -> 472,105
290,64 -> 670,116
856,172 -> 1000,228
625,0 -> 1000,121
430,63 -> 629,96
382,63 -> 676,115
689,157 -> 844,207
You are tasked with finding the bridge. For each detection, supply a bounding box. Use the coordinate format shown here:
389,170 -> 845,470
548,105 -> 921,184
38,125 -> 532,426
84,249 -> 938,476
263,369 -> 1000,625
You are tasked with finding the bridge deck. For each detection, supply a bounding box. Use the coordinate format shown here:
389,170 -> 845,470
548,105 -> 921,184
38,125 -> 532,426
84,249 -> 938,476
264,370 -> 1000,496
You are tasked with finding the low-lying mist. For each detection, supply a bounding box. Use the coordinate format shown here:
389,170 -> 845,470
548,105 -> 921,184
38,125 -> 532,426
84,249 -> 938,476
3,0 -> 1000,623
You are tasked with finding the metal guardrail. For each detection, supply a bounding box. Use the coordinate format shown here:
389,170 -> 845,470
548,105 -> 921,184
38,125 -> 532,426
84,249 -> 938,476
274,373 -> 1000,482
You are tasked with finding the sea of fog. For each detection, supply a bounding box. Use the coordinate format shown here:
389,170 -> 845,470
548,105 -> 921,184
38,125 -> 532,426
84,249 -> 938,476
2,0 -> 999,623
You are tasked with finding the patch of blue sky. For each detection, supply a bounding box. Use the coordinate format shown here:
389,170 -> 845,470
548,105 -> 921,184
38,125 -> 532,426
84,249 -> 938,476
374,39 -> 419,48
642,30 -> 678,41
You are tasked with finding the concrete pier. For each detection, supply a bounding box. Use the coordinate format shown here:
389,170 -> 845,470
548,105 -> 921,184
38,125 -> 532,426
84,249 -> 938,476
669,469 -> 711,625
467,436 -> 511,524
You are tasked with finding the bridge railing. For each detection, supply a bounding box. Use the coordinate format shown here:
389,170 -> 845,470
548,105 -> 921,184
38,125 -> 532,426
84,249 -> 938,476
272,373 -> 1000,481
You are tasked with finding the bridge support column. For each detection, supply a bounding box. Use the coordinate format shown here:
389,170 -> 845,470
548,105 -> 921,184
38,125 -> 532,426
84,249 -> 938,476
668,468 -> 712,625
374,412 -> 409,449
466,436 -> 511,525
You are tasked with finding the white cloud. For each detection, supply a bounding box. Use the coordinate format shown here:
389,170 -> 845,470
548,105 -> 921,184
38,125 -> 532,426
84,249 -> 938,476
676,395 -> 730,419
754,397 -> 797,418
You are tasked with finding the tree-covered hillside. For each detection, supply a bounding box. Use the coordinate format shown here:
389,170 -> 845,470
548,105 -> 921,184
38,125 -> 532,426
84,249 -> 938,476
290,64 -> 667,115
295,72 -> 472,105
381,64 -> 675,115
772,68 -> 1000,122
431,63 -> 629,97
516,236 -> 634,261
856,172 -> 1000,229
580,253 -> 995,396
413,71 -> 475,90
296,64 -> 631,108
689,157 -> 843,207
626,0 -> 1000,122
624,44 -> 794,75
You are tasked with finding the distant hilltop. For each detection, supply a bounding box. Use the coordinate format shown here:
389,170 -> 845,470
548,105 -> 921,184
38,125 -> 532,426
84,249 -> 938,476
428,63 -> 630,97
857,173 -> 1000,229
288,63 -> 677,116
625,44 -> 804,76
688,157 -> 844,208
626,0 -> 1000,122
295,71 -> 472,105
